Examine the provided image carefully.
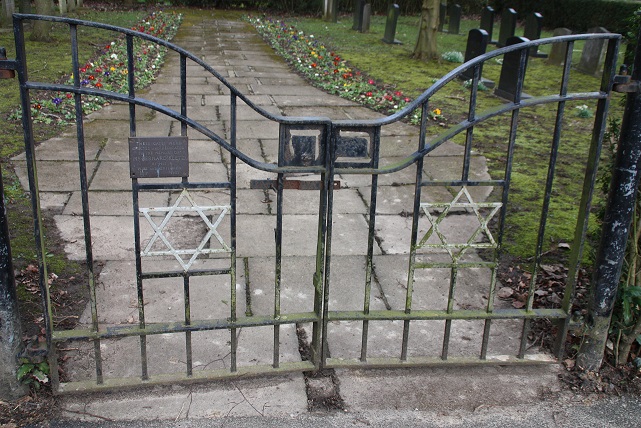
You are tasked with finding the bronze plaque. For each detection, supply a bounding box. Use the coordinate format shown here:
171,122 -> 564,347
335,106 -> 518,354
129,136 -> 189,178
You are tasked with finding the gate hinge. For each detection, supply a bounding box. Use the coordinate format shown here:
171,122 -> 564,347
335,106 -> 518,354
613,65 -> 640,93
613,76 -> 641,93
0,48 -> 17,79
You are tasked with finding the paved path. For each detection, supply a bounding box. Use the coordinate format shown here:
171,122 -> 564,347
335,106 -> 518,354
13,10 -> 638,425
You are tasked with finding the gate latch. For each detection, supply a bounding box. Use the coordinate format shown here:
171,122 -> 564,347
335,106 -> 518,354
613,65 -> 640,93
0,48 -> 16,79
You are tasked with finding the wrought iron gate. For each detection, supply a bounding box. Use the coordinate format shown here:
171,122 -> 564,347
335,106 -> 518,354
3,14 -> 622,393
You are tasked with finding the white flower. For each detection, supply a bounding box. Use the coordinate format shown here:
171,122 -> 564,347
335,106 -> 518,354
110,53 -> 118,60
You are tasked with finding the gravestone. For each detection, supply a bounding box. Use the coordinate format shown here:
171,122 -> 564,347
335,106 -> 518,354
480,6 -> 495,43
449,3 -> 461,35
460,29 -> 495,88
352,0 -> 367,31
497,8 -> 517,47
577,27 -> 610,76
494,36 -> 531,101
547,28 -> 572,66
382,3 -> 402,44
361,3 -> 372,32
524,12 -> 547,58
438,3 -> 447,32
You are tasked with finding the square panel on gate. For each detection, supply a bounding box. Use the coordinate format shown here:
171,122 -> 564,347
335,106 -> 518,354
279,124 -> 327,167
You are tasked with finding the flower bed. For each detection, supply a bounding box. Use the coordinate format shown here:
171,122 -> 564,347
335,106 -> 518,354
246,16 -> 443,123
13,10 -> 182,125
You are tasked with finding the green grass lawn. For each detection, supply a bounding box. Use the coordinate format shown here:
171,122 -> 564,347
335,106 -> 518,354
268,13 -> 628,260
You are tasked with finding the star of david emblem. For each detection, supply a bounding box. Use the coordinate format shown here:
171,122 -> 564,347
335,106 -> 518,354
418,187 -> 502,262
139,189 -> 231,271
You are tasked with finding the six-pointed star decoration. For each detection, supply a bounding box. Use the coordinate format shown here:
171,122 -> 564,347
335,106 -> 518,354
140,189 -> 231,271
418,187 -> 502,263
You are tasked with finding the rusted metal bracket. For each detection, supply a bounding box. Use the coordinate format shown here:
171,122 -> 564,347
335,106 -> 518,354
0,48 -> 16,79
250,179 -> 341,191
613,65 -> 640,93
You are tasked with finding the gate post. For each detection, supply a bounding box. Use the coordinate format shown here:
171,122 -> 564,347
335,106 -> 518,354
577,28 -> 641,371
0,165 -> 25,399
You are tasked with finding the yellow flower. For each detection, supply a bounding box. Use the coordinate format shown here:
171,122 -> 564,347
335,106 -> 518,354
433,108 -> 442,116
110,66 -> 116,72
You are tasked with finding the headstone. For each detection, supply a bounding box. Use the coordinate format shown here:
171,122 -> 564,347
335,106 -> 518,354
494,36 -> 532,101
497,8 -> 517,47
448,4 -> 461,35
577,27 -> 610,77
382,4 -> 402,44
524,12 -> 547,58
352,0 -> 366,31
361,3 -> 371,33
460,29 -> 495,88
438,3 -> 447,32
480,6 -> 495,43
547,28 -> 572,66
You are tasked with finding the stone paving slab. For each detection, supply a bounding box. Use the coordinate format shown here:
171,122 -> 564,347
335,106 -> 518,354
63,190 -> 170,216
14,160 -> 97,192
337,365 -> 561,413
61,372 -> 308,419
11,136 -> 101,162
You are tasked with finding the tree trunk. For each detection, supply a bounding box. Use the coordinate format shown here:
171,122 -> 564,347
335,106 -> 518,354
18,0 -> 32,14
30,0 -> 54,42
59,0 -> 68,15
412,0 -> 439,61
323,0 -> 337,22
1,0 -> 15,28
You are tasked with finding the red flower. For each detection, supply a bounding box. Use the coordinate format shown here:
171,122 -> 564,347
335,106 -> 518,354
333,69 -> 339,74
404,97 -> 411,102
105,45 -> 110,50
311,63 -> 317,68
366,91 -> 373,97
394,91 -> 402,97
66,93 -> 73,99
88,75 -> 95,80
95,82 -> 103,88
80,67 -> 86,73
368,79 -> 375,85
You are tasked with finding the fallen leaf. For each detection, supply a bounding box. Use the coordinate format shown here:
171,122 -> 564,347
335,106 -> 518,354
497,287 -> 514,299
558,243 -> 571,250
512,300 -> 525,309
564,359 -> 575,369
534,290 -> 548,296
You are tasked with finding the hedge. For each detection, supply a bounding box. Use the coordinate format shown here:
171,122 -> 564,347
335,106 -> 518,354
492,0 -> 640,34
181,0 -> 640,35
